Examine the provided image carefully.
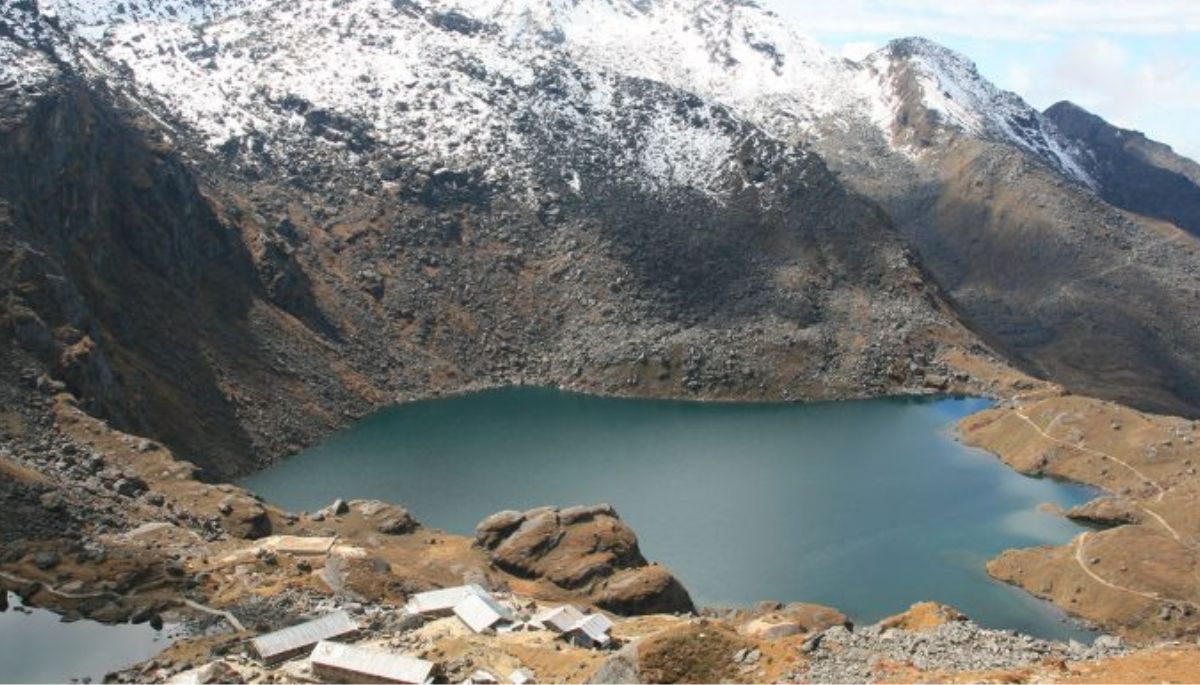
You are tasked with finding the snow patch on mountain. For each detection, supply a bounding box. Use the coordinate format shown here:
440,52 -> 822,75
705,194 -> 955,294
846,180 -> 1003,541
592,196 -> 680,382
431,2 -> 1094,184
36,0 -> 239,40
866,38 -> 1094,185
14,0 -> 1097,190
83,0 -> 786,203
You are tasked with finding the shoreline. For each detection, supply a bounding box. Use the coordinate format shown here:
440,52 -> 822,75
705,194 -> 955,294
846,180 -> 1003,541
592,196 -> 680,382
2,347 -> 1198,681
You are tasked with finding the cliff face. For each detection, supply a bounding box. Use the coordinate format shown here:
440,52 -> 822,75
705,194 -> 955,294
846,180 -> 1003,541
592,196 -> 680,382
0,74 -> 385,478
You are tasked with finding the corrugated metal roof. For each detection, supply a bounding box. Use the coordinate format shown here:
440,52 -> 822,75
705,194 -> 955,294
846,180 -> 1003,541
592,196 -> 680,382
453,593 -> 513,633
406,584 -> 489,614
569,614 -> 612,646
533,605 -> 585,633
310,640 -> 435,684
583,613 -> 614,634
251,611 -> 358,662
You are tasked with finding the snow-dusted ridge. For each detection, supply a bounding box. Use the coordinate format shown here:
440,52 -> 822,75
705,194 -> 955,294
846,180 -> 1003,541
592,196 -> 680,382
4,0 -> 1096,190
862,37 -> 1094,184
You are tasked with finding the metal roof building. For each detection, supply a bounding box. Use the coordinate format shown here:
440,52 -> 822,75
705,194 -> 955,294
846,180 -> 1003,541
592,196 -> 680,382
532,605 -> 586,633
250,611 -> 359,665
310,640 -> 437,684
405,584 -> 490,616
565,614 -> 613,648
453,592 -> 514,634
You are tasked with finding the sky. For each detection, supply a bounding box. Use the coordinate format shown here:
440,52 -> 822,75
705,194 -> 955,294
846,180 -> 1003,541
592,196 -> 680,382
761,0 -> 1200,161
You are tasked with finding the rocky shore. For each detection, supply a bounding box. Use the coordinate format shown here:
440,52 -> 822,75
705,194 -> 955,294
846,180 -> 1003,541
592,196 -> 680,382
962,391 -> 1200,642
2,307 -> 1200,683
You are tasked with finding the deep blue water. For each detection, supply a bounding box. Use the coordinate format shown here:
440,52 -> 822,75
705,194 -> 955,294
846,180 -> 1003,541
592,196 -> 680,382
242,388 -> 1096,640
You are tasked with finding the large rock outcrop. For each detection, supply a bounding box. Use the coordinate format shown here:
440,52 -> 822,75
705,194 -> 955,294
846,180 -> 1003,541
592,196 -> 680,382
475,504 -> 695,616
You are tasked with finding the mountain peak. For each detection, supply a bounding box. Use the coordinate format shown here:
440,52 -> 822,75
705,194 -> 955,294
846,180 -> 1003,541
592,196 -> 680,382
1045,100 -> 1089,115
873,36 -> 985,87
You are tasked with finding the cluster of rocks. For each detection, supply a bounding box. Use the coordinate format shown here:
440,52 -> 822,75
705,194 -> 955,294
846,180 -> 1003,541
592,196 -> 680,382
801,619 -> 1127,683
475,504 -> 695,616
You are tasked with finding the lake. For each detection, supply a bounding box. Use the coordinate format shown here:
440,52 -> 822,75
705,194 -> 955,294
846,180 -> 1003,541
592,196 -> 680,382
242,388 -> 1096,640
0,592 -> 174,683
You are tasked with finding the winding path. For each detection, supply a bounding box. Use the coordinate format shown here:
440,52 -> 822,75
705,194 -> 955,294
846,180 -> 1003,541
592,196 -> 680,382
1010,403 -> 1200,608
1011,408 -> 1185,541
1073,533 -> 1200,611
1012,408 -> 1163,495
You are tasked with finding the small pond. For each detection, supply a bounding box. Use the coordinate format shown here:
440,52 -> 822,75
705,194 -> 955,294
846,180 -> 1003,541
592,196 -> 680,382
242,388 -> 1096,640
0,592 -> 175,683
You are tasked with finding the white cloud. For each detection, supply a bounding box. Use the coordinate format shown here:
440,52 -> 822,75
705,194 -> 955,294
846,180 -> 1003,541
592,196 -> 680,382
1016,38 -> 1200,159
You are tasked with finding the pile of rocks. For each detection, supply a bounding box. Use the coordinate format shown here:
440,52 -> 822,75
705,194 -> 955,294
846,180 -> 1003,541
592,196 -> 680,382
803,620 -> 1127,683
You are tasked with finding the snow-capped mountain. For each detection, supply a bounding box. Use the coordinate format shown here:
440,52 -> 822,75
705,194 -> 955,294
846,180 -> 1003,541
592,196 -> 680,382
3,0 -> 987,474
15,0 -> 1093,190
4,0 -> 1200,430
12,0 -> 848,208
437,1 -> 1093,183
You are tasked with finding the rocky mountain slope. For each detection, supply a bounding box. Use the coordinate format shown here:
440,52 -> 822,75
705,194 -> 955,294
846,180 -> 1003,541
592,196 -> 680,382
398,0 -> 1200,416
815,44 -> 1200,417
0,0 -> 986,479
7,0 -> 1200,678
1045,100 -> 1200,237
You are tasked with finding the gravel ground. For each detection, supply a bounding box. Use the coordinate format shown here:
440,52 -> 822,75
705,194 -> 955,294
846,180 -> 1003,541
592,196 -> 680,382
802,621 -> 1126,683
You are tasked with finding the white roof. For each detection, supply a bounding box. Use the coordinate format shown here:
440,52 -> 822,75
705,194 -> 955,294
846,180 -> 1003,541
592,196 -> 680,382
533,605 -> 585,632
406,584 -> 489,614
250,612 -> 358,662
509,668 -> 535,685
453,593 -> 513,633
310,641 -> 435,684
580,612 -> 614,634
568,614 -> 613,646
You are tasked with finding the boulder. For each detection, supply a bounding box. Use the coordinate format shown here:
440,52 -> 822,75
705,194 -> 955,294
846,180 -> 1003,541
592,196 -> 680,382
739,603 -> 851,639
328,498 -> 350,516
596,566 -> 695,616
216,494 -> 272,540
170,660 -> 242,684
32,550 -> 61,570
474,510 -> 525,549
742,619 -> 802,640
1066,498 -> 1142,527
591,643 -> 641,684
352,500 -> 419,535
475,505 -> 694,615
879,602 -> 966,632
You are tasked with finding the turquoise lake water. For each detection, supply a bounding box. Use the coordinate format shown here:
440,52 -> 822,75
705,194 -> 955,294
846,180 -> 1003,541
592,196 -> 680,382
0,592 -> 173,683
241,388 -> 1097,641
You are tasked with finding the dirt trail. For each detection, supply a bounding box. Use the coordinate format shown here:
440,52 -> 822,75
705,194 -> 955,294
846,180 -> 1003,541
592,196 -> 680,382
1012,408 -> 1164,496
1014,405 -> 1192,543
1048,233 -> 1185,307
1072,533 -> 1199,611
